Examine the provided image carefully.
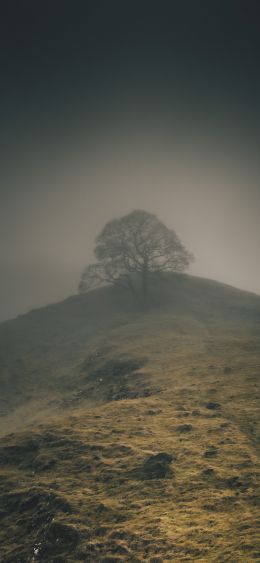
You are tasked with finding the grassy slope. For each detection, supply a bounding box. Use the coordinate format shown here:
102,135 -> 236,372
0,274 -> 259,562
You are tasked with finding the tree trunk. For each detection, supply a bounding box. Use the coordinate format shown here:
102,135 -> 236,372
141,264 -> 148,309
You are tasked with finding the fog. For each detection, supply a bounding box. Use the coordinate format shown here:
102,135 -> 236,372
0,3 -> 260,321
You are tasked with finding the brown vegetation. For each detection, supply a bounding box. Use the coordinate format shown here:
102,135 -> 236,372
0,275 -> 259,561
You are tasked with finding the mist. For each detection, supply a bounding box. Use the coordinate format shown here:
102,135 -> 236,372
1,2 -> 260,321
1,6 -> 260,560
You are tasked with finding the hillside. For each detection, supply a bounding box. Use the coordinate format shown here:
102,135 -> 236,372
0,273 -> 260,562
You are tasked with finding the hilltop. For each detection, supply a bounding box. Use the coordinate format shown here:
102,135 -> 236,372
0,272 -> 259,420
0,273 -> 259,561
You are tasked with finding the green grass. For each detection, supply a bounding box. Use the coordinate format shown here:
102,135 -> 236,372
0,274 -> 259,561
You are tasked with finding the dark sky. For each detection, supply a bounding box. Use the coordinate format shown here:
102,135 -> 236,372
1,1 -> 260,321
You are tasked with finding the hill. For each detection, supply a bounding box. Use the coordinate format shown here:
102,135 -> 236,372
0,273 -> 259,561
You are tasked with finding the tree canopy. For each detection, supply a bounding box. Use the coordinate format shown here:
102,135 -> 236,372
79,210 -> 193,304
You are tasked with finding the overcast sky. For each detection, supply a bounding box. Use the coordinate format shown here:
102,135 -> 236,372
1,2 -> 260,321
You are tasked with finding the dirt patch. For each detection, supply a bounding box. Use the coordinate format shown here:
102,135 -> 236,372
77,356 -> 160,404
83,357 -> 147,381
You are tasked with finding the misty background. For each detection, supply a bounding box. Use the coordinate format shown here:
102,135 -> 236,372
1,2 -> 260,321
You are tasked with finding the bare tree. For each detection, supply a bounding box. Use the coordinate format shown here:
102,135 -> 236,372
79,210 -> 193,306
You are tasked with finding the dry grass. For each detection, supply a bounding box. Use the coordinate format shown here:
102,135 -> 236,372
0,307 -> 259,562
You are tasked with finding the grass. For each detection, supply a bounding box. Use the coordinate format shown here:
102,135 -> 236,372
0,274 -> 259,561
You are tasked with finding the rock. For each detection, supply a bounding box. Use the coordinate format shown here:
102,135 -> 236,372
95,502 -> 110,513
150,453 -> 173,463
206,402 -> 221,410
203,447 -> 218,458
94,526 -> 110,537
139,452 -> 174,480
225,476 -> 249,489
224,366 -> 232,374
201,468 -> 215,476
177,424 -> 193,433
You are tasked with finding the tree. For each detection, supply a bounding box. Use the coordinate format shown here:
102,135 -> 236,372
79,210 -> 193,306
